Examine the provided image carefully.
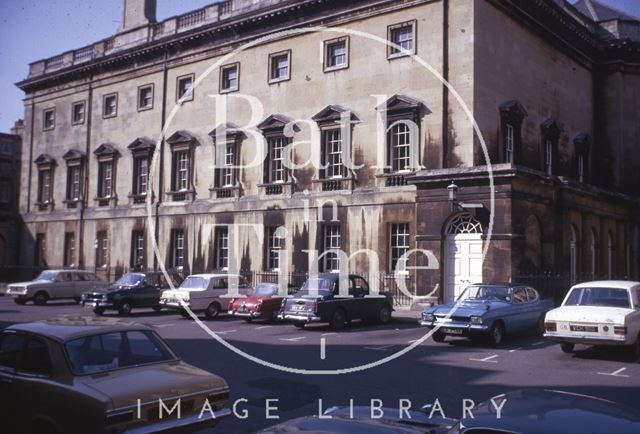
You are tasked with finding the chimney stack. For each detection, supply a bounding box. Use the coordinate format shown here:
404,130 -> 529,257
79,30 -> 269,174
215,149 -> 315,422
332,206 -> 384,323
120,0 -> 156,32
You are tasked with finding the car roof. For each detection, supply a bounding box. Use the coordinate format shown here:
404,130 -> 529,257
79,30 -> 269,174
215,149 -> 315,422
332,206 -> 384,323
463,389 -> 640,433
572,280 -> 640,290
311,273 -> 363,280
6,317 -> 152,343
470,282 -> 529,288
42,269 -> 94,274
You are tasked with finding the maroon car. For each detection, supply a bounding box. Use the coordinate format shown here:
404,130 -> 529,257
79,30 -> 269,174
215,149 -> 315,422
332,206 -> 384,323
230,283 -> 284,322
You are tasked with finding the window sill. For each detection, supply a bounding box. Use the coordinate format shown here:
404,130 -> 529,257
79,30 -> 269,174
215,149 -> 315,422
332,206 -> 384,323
323,64 -> 348,73
63,198 -> 83,209
165,189 -> 195,202
258,181 -> 294,196
375,172 -> 413,187
268,76 -> 290,85
34,201 -> 54,212
128,193 -> 154,205
93,195 -> 118,208
209,184 -> 241,200
312,176 -> 355,192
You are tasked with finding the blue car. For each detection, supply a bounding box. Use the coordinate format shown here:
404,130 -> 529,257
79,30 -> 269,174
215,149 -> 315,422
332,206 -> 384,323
419,283 -> 554,345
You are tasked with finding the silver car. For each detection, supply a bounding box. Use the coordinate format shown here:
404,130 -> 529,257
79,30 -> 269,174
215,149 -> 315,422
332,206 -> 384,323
6,270 -> 108,306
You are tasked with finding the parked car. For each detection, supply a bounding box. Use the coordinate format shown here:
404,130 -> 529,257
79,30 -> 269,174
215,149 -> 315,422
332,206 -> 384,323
280,273 -> 394,330
229,282 -> 284,322
81,271 -> 183,315
5,269 -> 108,306
257,389 -> 640,434
420,283 -> 554,345
0,317 -> 231,434
159,273 -> 251,319
544,280 -> 640,355
448,389 -> 640,434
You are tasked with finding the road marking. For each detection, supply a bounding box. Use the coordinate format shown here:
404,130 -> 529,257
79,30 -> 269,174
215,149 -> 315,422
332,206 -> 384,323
509,347 -> 522,353
320,337 -> 326,360
279,337 -> 306,342
407,339 -> 419,344
597,367 -> 630,378
365,344 -> 395,351
469,354 -> 499,363
321,332 -> 337,337
255,325 -> 272,330
215,329 -> 237,335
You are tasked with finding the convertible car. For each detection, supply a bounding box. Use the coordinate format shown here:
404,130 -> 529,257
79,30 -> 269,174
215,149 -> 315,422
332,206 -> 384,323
420,283 -> 554,345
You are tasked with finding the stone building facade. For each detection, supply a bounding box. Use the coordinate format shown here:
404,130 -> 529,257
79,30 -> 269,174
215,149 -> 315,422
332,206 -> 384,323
15,0 -> 640,302
0,123 -> 23,278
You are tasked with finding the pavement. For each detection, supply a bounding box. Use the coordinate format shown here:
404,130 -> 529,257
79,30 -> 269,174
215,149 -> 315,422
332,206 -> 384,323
1,296 -> 639,433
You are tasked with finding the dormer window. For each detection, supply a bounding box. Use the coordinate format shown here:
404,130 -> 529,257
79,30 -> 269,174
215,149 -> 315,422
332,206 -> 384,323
499,100 -> 527,165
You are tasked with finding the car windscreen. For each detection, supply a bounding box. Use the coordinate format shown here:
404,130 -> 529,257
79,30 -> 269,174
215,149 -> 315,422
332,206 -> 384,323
178,276 -> 209,291
459,285 -> 511,302
300,278 -> 334,292
563,287 -> 631,308
34,271 -> 56,282
114,274 -> 145,287
252,284 -> 278,296
65,330 -> 176,375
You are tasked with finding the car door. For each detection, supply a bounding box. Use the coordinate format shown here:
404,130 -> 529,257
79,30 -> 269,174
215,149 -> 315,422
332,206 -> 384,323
347,277 -> 369,320
0,332 -> 24,431
509,287 -> 530,332
54,272 -> 74,299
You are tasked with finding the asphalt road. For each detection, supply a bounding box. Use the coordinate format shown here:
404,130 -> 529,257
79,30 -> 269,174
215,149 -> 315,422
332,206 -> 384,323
1,296 -> 639,433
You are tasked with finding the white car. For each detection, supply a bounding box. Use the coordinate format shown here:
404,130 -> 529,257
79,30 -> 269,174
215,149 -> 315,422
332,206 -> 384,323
6,269 -> 107,305
159,273 -> 251,319
544,280 -> 640,355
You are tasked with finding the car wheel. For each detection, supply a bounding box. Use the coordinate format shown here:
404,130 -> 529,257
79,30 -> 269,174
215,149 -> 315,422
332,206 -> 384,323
432,330 -> 446,343
560,342 -> 575,353
13,299 -> 26,305
73,297 -> 81,304
93,307 -> 105,316
204,302 -> 220,319
378,305 -> 392,324
33,292 -> 49,306
180,309 -> 190,319
331,309 -> 347,330
118,300 -> 132,316
152,306 -> 162,312
270,310 -> 280,322
488,322 -> 505,346
293,321 -> 305,329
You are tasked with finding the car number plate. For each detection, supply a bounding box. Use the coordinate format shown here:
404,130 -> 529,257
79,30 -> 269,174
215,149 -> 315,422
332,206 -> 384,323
442,328 -> 463,335
84,302 -> 97,309
292,304 -> 306,312
570,325 -> 598,332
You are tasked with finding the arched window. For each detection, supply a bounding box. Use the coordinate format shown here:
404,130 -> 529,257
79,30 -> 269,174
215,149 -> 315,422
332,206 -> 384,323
445,213 -> 483,235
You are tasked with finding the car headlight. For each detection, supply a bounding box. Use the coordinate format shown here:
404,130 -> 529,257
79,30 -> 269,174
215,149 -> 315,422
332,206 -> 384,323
470,316 -> 483,325
422,313 -> 435,322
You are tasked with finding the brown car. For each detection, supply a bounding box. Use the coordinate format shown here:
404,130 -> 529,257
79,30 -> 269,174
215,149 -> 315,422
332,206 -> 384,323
229,283 -> 285,322
0,317 -> 231,434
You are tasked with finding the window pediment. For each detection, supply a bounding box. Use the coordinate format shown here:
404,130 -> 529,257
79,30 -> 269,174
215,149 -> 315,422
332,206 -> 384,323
540,118 -> 561,141
499,100 -> 527,124
209,122 -> 246,142
376,94 -> 426,113
127,137 -> 156,155
257,114 -> 294,132
34,153 -> 56,167
312,105 -> 360,125
93,143 -> 120,160
166,130 -> 198,150
62,149 -> 85,162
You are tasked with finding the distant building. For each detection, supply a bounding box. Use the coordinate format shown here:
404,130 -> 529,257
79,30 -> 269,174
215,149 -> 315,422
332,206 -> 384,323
14,0 -> 640,302
0,122 -> 22,279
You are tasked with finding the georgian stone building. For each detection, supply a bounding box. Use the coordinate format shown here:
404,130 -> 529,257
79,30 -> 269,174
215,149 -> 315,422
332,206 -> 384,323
15,0 -> 640,302
0,123 -> 23,278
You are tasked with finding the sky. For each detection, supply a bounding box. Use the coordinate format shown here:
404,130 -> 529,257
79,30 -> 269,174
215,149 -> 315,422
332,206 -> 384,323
1,0 -> 639,132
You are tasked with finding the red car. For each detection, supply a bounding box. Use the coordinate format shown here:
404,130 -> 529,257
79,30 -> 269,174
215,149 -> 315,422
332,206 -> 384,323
230,283 -> 284,322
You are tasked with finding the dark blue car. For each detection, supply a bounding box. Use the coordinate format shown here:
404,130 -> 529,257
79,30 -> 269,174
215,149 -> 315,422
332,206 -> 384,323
419,283 -> 554,345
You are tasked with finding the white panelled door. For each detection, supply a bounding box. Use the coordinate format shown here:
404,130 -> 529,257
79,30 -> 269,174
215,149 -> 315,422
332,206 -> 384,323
443,214 -> 484,303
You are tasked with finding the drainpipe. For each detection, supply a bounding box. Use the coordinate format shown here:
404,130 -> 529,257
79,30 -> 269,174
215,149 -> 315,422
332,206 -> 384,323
441,0 -> 450,169
80,75 -> 93,269
154,49 -> 169,270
